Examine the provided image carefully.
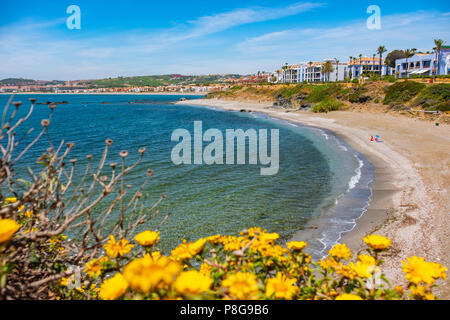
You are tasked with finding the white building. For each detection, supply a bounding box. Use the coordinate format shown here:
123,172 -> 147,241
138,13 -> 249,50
271,60 -> 348,84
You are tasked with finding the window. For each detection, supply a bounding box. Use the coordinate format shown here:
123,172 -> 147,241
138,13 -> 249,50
423,60 -> 431,68
409,62 -> 414,69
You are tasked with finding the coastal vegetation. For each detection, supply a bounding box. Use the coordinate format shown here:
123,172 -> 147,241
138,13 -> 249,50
0,97 -> 447,300
207,81 -> 450,117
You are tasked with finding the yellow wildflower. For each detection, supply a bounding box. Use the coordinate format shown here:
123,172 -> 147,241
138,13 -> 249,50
144,251 -> 162,260
258,232 -> 279,243
123,255 -> 181,292
349,261 -> 372,278
394,285 -> 403,295
402,256 -> 447,285
103,235 -> 133,258
171,238 -> 206,260
335,293 -> 362,300
200,263 -> 212,276
363,235 -> 391,251
98,273 -> 129,300
0,219 -> 20,243
134,230 -> 160,247
328,243 -> 352,260
222,272 -> 259,300
410,284 -> 426,296
205,234 -> 221,244
85,256 -> 109,278
265,272 -> 299,300
286,241 -> 307,251
357,254 -> 376,266
246,227 -> 265,237
4,197 -> 17,203
174,270 -> 212,295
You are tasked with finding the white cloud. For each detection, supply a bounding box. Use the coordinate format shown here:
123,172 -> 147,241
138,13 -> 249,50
235,11 -> 450,68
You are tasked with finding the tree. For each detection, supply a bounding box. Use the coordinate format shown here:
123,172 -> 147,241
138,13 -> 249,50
385,50 -> 406,69
358,54 -> 363,77
377,46 -> 387,77
404,49 -> 417,79
372,54 -> 376,76
434,39 -> 445,79
334,58 -> 339,82
322,60 -> 334,82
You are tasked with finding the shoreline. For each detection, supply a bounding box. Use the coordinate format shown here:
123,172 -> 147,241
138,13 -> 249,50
177,98 -> 450,295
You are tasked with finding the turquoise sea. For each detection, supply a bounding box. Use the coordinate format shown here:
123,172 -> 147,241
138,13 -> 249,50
0,94 -> 373,258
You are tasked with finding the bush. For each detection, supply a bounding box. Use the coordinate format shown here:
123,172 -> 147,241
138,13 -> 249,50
346,86 -> 368,103
306,83 -> 344,103
382,75 -> 397,82
312,99 -> 343,112
351,78 -> 359,84
383,81 -> 426,104
274,84 -> 305,99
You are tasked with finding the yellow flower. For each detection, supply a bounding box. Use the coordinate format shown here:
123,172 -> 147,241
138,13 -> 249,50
394,285 -> 403,295
328,243 -> 352,260
258,232 -> 279,243
424,293 -> 435,300
171,238 -> 206,260
205,234 -> 221,244
349,261 -> 373,278
410,284 -> 426,296
4,197 -> 17,203
335,293 -> 363,300
220,236 -> 245,252
222,272 -> 259,300
134,230 -> 160,247
286,241 -> 307,251
357,254 -> 376,266
144,251 -> 162,261
246,227 -> 265,237
265,272 -> 299,300
24,210 -> 33,218
200,263 -> 212,276
123,255 -> 181,292
85,256 -> 109,278
318,257 -> 339,270
174,270 -> 213,295
103,235 -> 133,258
402,256 -> 447,285
363,235 -> 391,251
0,219 -> 20,243
98,273 -> 129,300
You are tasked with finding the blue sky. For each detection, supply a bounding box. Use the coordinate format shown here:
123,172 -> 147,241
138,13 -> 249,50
0,0 -> 449,80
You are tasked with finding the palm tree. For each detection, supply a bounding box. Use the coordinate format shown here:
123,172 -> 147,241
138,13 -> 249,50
358,54 -> 363,77
404,49 -> 417,80
434,39 -> 445,79
308,61 -> 313,82
372,54 -> 376,76
322,60 -> 334,82
335,58 -> 339,82
377,46 -> 387,78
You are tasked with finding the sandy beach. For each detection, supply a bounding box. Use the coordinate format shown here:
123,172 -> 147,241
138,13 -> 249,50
177,98 -> 450,296
0,92 -> 206,96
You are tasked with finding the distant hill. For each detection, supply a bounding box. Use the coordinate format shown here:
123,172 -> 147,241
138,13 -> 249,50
80,74 -> 242,88
0,78 -> 65,86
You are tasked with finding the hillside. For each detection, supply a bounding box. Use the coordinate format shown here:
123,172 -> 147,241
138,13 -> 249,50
207,81 -> 450,122
81,74 -> 242,88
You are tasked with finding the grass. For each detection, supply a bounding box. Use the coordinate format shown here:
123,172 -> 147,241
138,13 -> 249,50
383,81 -> 426,105
412,84 -> 450,111
311,99 -> 343,113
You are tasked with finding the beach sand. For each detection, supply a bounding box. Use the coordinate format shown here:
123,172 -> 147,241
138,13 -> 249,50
177,98 -> 450,297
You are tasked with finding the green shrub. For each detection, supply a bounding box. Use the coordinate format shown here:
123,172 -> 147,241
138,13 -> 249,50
382,75 -> 397,82
274,84 -> 305,99
306,83 -> 344,103
346,86 -> 368,103
351,78 -> 359,84
312,99 -> 343,112
383,81 -> 426,104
